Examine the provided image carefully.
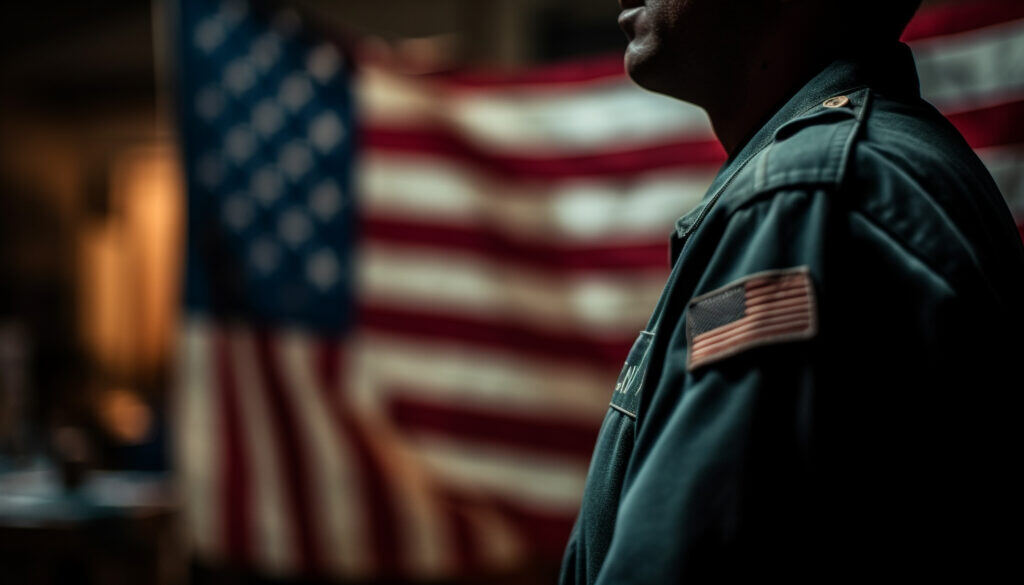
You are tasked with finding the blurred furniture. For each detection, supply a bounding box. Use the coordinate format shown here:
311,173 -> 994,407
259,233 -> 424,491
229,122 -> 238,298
0,464 -> 183,585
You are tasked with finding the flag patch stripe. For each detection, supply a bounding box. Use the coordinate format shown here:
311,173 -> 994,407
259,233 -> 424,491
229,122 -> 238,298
693,310 -> 810,348
686,268 -> 816,371
691,319 -> 813,358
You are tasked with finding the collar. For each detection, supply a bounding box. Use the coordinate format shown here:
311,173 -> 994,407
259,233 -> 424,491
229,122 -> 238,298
674,41 -> 922,241
727,41 -> 921,174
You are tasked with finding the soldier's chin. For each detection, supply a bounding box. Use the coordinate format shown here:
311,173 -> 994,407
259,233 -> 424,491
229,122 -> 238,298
623,43 -> 667,94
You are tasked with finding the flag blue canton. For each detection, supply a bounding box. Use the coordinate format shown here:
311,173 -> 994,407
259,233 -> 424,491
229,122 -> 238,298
178,0 -> 357,333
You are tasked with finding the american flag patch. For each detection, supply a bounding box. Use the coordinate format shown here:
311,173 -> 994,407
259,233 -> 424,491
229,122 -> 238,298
686,267 -> 817,371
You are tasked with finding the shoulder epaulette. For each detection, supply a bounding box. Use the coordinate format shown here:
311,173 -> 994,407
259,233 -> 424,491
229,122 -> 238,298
724,87 -> 872,210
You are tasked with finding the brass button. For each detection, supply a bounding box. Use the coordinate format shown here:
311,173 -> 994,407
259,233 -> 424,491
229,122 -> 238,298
823,95 -> 850,108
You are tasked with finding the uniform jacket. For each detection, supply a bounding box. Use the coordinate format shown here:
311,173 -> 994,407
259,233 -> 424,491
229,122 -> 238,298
560,41 -> 1024,583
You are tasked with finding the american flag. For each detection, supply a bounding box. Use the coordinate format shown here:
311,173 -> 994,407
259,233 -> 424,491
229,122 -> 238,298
685,269 -> 817,372
173,0 -> 1024,579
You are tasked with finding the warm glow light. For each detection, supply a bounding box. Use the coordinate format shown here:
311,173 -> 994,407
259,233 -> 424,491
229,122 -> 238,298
98,387 -> 154,444
78,143 -> 183,377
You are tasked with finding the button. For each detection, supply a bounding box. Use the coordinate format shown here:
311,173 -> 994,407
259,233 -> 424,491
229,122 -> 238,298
823,95 -> 850,108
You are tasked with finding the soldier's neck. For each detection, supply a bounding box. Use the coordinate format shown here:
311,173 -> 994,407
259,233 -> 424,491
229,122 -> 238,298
705,43 -> 833,157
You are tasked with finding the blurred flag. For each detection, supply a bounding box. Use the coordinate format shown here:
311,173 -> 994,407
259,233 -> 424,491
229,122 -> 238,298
901,0 -> 1024,234
175,0 -> 530,579
174,0 -> 367,577
174,0 -> 1024,580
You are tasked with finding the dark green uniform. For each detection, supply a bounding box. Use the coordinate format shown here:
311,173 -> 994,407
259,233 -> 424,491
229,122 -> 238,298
560,41 -> 1024,583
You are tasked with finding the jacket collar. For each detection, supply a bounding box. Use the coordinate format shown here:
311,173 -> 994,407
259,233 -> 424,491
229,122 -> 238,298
711,41 -> 921,194
673,42 -> 921,244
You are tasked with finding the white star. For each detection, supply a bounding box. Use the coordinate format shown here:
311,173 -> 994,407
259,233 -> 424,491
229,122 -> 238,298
307,43 -> 341,83
309,179 -> 345,221
224,125 -> 257,163
249,33 -> 282,72
278,141 -> 313,180
250,167 -> 284,205
279,74 -> 313,112
194,18 -> 226,53
249,237 -> 281,274
278,207 -> 313,248
252,99 -> 285,137
222,193 -> 255,231
195,86 -> 225,121
308,111 -> 345,153
306,249 -> 342,291
223,59 -> 257,96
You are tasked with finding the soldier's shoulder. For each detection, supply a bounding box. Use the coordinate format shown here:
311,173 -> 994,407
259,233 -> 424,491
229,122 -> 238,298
843,91 -> 1020,292
849,89 -> 989,192
715,85 -> 1021,295
720,85 -> 993,213
718,87 -> 870,212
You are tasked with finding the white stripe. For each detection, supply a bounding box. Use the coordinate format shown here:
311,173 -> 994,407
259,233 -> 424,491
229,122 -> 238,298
390,476 -> 452,577
333,332 -> 454,575
912,18 -> 1024,110
406,435 -> 590,512
173,318 -> 221,560
360,66 -> 713,153
978,144 -> 1024,214
351,335 -> 614,424
361,154 -> 711,241
276,331 -> 370,577
447,83 -> 709,154
359,245 -> 666,335
229,325 -> 295,575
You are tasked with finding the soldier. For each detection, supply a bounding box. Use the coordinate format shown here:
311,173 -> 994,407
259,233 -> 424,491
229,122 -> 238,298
560,0 -> 1024,582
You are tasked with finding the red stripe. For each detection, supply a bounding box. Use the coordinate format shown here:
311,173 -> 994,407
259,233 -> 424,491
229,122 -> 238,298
358,304 -> 634,368
693,308 -> 810,348
214,329 -> 253,566
742,296 -> 810,316
745,285 -> 810,304
1017,221 -> 1024,243
436,491 -> 487,574
251,331 -> 323,575
313,339 -> 402,575
692,321 -> 811,360
388,395 -> 603,459
446,503 -> 480,574
903,0 -> 1024,42
362,2 -> 1023,95
403,0 -> 1024,92
362,215 -> 673,273
430,54 -> 626,90
360,2 -> 1020,96
364,126 -> 726,179
945,99 -> 1024,150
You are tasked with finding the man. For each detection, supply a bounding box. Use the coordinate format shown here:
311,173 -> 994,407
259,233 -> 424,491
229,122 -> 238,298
560,0 -> 1024,582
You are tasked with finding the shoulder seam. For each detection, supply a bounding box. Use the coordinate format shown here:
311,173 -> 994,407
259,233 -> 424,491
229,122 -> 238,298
835,88 -> 873,186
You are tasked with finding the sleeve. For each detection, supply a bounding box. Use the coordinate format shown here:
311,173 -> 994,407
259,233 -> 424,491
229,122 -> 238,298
589,184 -> 1001,583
